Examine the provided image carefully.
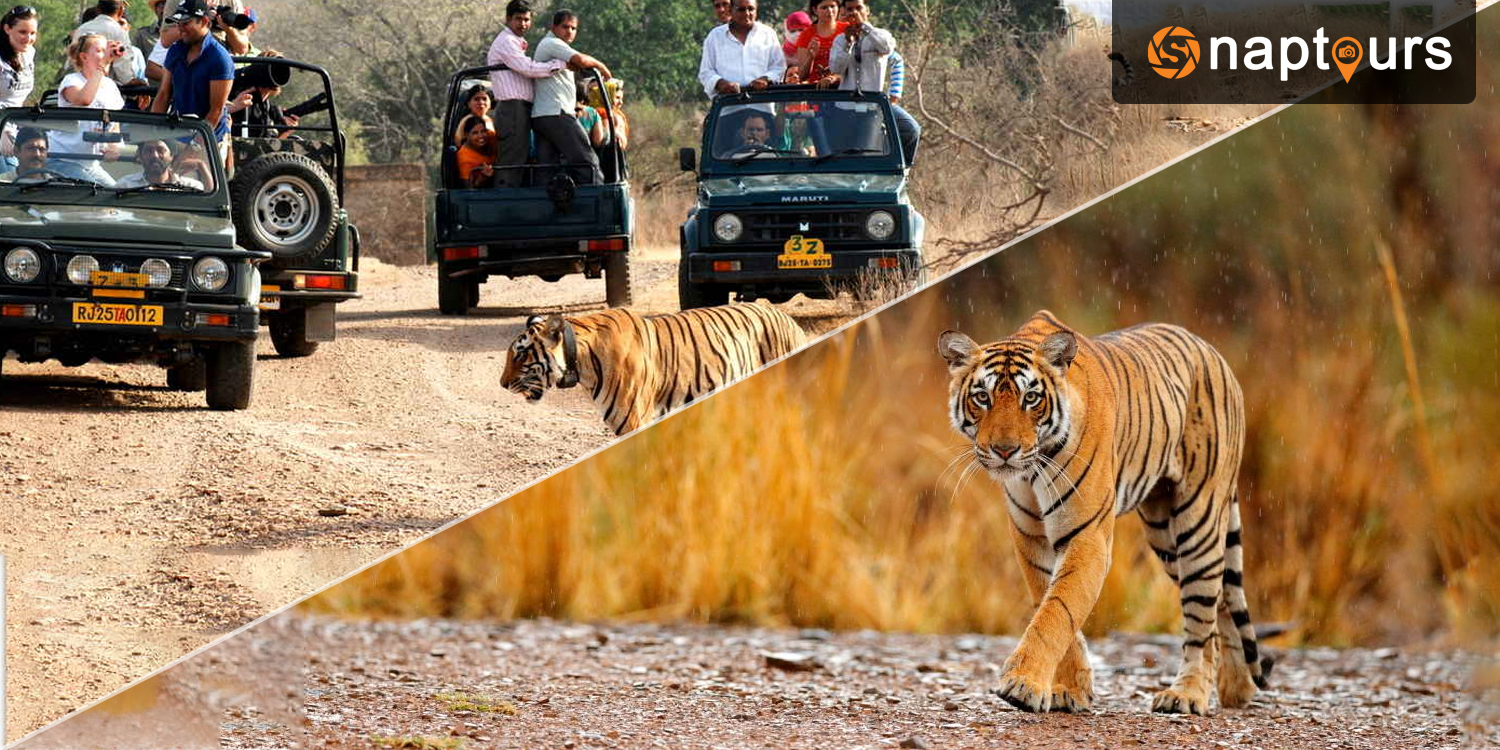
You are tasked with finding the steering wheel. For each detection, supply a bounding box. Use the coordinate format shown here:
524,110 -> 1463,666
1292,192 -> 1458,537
726,142 -> 770,157
13,168 -> 57,181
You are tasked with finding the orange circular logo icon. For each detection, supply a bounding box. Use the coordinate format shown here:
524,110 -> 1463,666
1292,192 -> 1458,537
1148,26 -> 1201,79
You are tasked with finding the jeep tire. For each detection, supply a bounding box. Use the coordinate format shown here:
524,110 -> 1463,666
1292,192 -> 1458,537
604,251 -> 632,308
438,271 -> 470,315
167,356 -> 207,391
677,264 -> 728,310
269,308 -> 320,358
231,152 -> 340,259
206,340 -> 255,410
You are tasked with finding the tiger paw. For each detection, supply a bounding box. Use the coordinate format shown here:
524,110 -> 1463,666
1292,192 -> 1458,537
996,670 -> 1052,713
1151,685 -> 1212,716
1049,683 -> 1093,713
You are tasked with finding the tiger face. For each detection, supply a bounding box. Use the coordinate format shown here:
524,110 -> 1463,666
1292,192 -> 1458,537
501,315 -> 567,401
938,329 -> 1078,479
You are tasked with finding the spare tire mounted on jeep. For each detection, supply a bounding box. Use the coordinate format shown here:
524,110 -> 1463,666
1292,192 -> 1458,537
231,151 -> 340,258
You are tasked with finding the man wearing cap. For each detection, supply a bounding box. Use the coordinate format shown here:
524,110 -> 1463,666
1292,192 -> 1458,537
485,0 -> 568,188
151,0 -> 235,158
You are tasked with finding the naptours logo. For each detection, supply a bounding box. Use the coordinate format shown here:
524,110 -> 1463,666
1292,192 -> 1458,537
1148,27 -> 1201,79
1148,26 -> 1452,84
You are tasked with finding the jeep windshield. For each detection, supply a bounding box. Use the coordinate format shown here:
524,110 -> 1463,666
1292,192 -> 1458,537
703,92 -> 899,173
0,110 -> 220,200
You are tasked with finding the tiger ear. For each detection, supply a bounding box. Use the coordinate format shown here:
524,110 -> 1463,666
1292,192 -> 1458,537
541,314 -> 567,342
1040,331 -> 1077,373
938,330 -> 977,370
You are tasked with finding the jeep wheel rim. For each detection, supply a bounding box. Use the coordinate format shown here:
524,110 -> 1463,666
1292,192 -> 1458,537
253,176 -> 321,248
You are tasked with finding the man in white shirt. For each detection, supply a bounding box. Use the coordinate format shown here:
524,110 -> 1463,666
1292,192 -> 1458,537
697,0 -> 785,99
116,139 -> 205,190
531,10 -> 611,185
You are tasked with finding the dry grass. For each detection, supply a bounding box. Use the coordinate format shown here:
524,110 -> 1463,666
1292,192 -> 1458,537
309,43 -> 1500,645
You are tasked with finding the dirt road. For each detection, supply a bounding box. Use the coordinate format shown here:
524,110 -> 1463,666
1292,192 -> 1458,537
15,615 -> 1499,749
1,247 -> 862,741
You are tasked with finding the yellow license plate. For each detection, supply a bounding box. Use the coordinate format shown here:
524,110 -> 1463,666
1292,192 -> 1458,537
71,302 -> 164,326
92,271 -> 148,288
259,284 -> 280,311
777,234 -> 833,270
92,270 -> 149,299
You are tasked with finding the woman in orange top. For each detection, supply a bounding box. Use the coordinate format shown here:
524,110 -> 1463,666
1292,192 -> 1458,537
455,116 -> 495,188
786,0 -> 846,86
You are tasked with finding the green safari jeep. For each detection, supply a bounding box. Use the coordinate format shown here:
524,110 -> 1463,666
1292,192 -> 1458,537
677,87 -> 926,309
0,106 -> 266,409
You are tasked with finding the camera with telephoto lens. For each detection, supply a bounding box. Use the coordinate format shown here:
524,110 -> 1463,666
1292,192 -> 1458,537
214,5 -> 255,30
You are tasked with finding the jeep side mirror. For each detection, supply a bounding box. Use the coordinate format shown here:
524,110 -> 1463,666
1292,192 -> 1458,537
679,147 -> 696,173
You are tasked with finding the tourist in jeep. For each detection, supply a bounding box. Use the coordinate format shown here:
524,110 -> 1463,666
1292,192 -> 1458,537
829,0 -> 919,163
117,138 -> 205,190
698,0 -> 784,97
51,33 -> 126,185
531,9 -> 611,185
0,127 -> 47,182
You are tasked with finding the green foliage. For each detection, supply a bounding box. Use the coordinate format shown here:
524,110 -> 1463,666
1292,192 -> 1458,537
564,0 -> 719,104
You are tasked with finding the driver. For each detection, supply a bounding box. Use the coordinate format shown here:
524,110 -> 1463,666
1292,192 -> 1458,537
0,128 -> 49,182
115,139 -> 204,190
738,111 -> 772,146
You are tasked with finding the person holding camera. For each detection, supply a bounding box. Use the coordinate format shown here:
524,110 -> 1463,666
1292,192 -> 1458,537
228,61 -> 298,138
151,0 -> 235,161
72,0 -> 140,87
49,33 -> 126,185
827,0 -> 919,163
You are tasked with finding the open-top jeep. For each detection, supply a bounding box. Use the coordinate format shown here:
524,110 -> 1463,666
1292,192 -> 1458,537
228,57 -> 360,357
434,65 -> 633,315
0,106 -> 265,409
677,87 -> 925,309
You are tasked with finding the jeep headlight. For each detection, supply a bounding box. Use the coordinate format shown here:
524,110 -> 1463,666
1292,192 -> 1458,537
713,213 -> 743,243
865,210 -> 896,241
66,254 -> 99,285
141,258 -> 172,288
191,257 -> 229,292
4,247 -> 41,283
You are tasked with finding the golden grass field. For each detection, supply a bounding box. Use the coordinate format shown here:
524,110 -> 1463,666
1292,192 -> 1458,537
307,16 -> 1500,647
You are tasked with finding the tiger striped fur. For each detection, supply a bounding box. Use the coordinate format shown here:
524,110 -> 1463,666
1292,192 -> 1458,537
939,310 -> 1271,716
501,305 -> 807,436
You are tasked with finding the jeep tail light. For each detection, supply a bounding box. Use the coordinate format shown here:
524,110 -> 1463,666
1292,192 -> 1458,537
712,260 -> 741,272
867,257 -> 900,270
581,239 -> 626,252
295,274 -> 347,291
2,304 -> 38,318
190,312 -> 232,327
443,246 -> 482,261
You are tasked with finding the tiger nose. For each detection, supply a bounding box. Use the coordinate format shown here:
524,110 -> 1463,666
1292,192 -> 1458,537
992,442 -> 1020,460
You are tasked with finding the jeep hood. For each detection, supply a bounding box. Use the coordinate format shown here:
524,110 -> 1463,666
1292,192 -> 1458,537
0,203 -> 236,248
699,173 -> 906,205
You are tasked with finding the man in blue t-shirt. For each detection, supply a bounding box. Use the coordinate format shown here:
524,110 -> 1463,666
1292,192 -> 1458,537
150,0 -> 234,155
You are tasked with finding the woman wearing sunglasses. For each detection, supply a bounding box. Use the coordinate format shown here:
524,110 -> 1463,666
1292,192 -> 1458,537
0,5 -> 38,173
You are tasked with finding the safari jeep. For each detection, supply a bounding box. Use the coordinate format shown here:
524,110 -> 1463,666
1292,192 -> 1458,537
0,106 -> 266,409
433,66 -> 633,315
229,57 -> 360,357
677,87 -> 925,309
